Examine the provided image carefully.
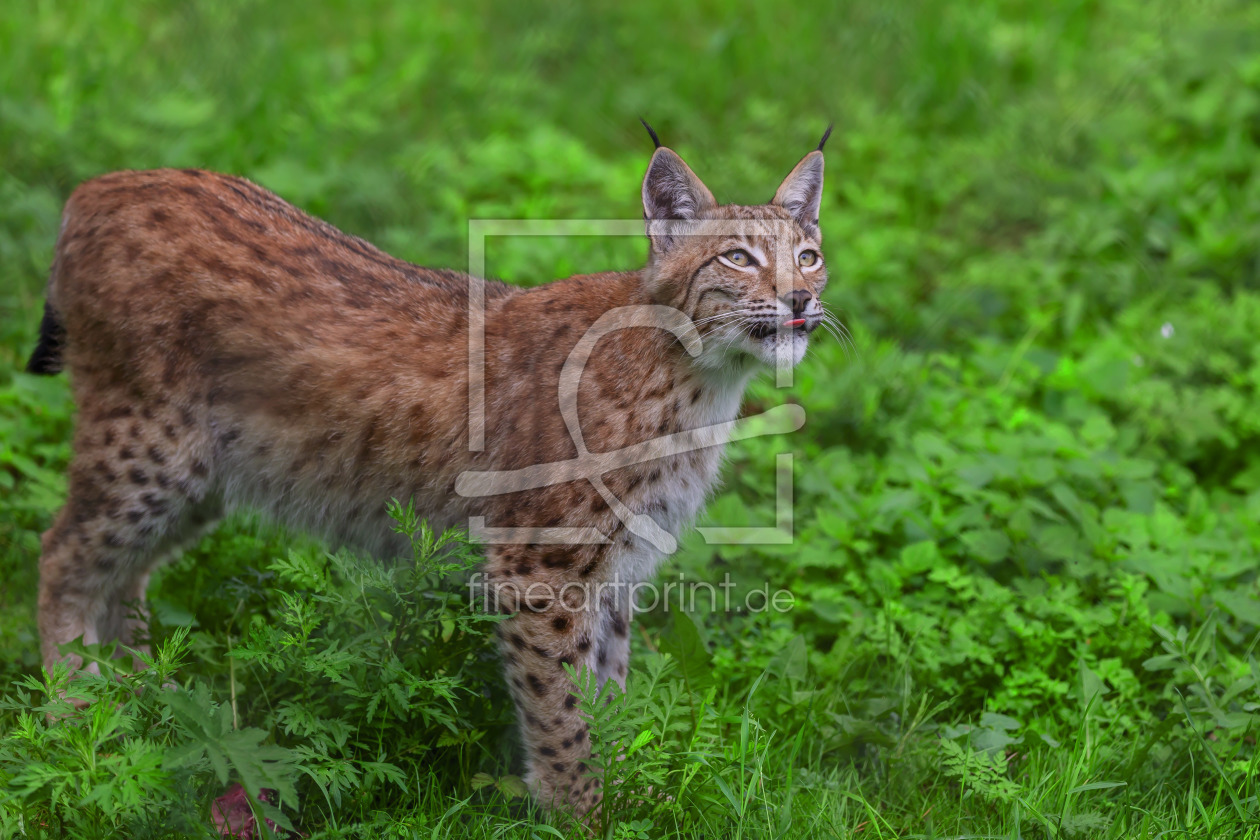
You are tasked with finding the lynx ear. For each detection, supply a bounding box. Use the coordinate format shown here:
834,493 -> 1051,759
773,145 -> 826,233
641,147 -> 716,253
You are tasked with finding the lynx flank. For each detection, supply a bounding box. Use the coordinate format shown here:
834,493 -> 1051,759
27,126 -> 832,818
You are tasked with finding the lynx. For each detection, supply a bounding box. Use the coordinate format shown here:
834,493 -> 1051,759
26,124 -> 831,818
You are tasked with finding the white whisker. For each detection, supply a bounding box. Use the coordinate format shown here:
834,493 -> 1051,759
819,308 -> 858,360
692,309 -> 754,327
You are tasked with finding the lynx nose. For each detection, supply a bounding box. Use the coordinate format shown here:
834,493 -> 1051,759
781,289 -> 813,316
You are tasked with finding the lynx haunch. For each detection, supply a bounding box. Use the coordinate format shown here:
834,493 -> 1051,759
27,125 -> 832,818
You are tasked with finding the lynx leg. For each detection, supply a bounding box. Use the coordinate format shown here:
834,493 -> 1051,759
593,588 -> 632,691
37,401 -> 219,674
489,552 -> 610,818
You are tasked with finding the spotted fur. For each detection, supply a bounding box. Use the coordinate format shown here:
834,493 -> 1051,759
28,135 -> 829,819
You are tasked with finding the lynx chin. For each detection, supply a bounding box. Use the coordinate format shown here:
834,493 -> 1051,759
27,123 -> 835,820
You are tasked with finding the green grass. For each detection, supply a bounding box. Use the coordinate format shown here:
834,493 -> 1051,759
4,0 -> 1260,836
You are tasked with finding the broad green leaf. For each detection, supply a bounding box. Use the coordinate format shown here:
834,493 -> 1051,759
658,611 -> 715,692
960,530 -> 1011,563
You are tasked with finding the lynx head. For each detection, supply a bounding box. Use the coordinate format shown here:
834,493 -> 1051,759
639,123 -> 831,371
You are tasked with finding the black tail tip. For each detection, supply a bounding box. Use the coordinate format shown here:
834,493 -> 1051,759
25,301 -> 65,375
25,348 -> 63,375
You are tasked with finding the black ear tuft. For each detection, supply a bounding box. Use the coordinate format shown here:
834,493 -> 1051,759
639,118 -> 662,149
817,123 -> 834,152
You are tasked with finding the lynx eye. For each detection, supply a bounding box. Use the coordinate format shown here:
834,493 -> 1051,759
723,249 -> 753,268
798,250 -> 820,267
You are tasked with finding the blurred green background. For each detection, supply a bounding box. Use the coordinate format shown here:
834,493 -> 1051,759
4,1 -> 1260,837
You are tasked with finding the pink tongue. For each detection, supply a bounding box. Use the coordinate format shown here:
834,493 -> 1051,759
784,318 -> 806,327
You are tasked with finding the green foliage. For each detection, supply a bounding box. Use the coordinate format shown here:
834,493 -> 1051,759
0,630 -> 283,839
226,503 -> 510,825
3,0 -> 1260,837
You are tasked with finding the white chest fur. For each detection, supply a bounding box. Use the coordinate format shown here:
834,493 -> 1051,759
604,366 -> 752,589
